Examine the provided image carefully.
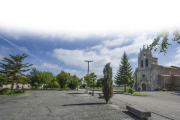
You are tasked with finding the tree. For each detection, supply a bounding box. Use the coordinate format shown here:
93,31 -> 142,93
115,52 -> 136,92
102,63 -> 113,104
138,86 -> 142,94
48,73 -> 59,90
84,72 -> 97,87
0,72 -> 7,88
69,75 -> 79,89
27,67 -> 40,88
56,70 -> 71,89
96,78 -> 103,87
0,54 -> 33,91
149,28 -> 180,54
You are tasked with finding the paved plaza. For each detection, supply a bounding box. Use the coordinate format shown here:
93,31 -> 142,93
112,91 -> 180,120
0,90 -> 179,120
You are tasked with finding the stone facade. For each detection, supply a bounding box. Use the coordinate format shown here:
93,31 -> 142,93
2,84 -> 31,89
134,45 -> 180,91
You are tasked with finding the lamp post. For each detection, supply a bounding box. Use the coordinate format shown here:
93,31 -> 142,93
84,60 -> 93,93
92,75 -> 97,96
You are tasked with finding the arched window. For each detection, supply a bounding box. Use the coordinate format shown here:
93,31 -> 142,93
141,60 -> 143,67
146,59 -> 148,66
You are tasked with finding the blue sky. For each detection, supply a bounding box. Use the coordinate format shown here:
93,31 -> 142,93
0,0 -> 180,82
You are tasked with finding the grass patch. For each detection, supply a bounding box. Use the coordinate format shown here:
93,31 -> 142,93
89,87 -> 130,91
123,92 -> 148,96
116,92 -> 125,94
0,93 -> 33,96
113,87 -> 130,90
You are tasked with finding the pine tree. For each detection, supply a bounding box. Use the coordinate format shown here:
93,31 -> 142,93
102,63 -> 113,104
0,54 -> 33,91
0,72 -> 7,88
115,52 -> 136,92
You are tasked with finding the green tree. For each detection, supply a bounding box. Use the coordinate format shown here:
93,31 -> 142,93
69,75 -> 79,89
149,28 -> 180,54
84,72 -> 96,87
115,52 -> 136,92
27,67 -> 40,88
0,72 -> 7,88
48,73 -> 59,89
56,70 -> 71,89
102,63 -> 113,104
138,86 -> 142,94
96,78 -> 103,87
0,54 -> 33,91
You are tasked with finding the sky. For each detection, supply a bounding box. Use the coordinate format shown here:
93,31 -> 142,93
0,0 -> 180,83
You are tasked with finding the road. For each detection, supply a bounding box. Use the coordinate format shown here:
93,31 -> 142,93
93,90 -> 180,120
0,90 -> 138,120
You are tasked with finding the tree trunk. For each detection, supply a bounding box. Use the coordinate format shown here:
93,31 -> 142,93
124,85 -> 127,92
125,85 -> 126,92
11,82 -> 14,91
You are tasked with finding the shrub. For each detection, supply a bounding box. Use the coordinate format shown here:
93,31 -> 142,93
0,88 -> 8,95
138,86 -> 142,94
81,84 -> 86,89
157,85 -> 161,91
14,90 -> 24,94
128,88 -> 135,94
6,91 -> 14,95
162,88 -> 167,91
5,87 -> 10,90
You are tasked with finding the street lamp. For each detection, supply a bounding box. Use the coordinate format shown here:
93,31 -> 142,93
92,75 -> 97,96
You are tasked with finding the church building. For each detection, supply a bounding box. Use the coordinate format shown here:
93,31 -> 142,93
134,45 -> 180,91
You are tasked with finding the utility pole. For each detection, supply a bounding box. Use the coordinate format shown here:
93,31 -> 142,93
84,60 -> 93,93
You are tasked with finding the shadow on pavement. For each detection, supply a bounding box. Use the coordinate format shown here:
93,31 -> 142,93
122,111 -> 140,120
171,91 -> 180,96
63,103 -> 106,106
66,93 -> 84,94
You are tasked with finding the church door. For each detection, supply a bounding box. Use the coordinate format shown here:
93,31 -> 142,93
142,83 -> 146,91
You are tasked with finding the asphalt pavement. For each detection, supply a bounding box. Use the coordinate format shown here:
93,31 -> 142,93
0,90 -> 138,120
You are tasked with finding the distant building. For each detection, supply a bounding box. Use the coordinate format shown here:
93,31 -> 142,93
134,45 -> 180,91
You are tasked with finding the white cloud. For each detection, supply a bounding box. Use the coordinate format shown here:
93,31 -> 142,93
130,58 -> 137,63
166,47 -> 180,67
0,54 -> 5,60
0,0 -> 179,40
102,38 -> 130,47
18,47 -> 29,53
34,62 -> 62,71
1,46 -> 11,52
33,62 -> 85,78
52,33 -> 153,79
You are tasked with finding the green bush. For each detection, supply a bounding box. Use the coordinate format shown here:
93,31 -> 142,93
128,88 -> 135,94
6,91 -> 14,95
81,84 -> 86,89
157,85 -> 161,91
138,86 -> 142,94
5,87 -> 10,90
14,90 -> 24,94
162,88 -> 167,91
0,88 -> 8,95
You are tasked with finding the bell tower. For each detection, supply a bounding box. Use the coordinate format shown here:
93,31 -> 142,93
138,45 -> 153,70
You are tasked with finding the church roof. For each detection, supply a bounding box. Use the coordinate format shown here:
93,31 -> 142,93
159,74 -> 180,77
157,65 -> 180,70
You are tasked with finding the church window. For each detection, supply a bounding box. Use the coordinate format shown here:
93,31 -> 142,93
142,74 -> 145,77
141,60 -> 143,67
146,59 -> 148,66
